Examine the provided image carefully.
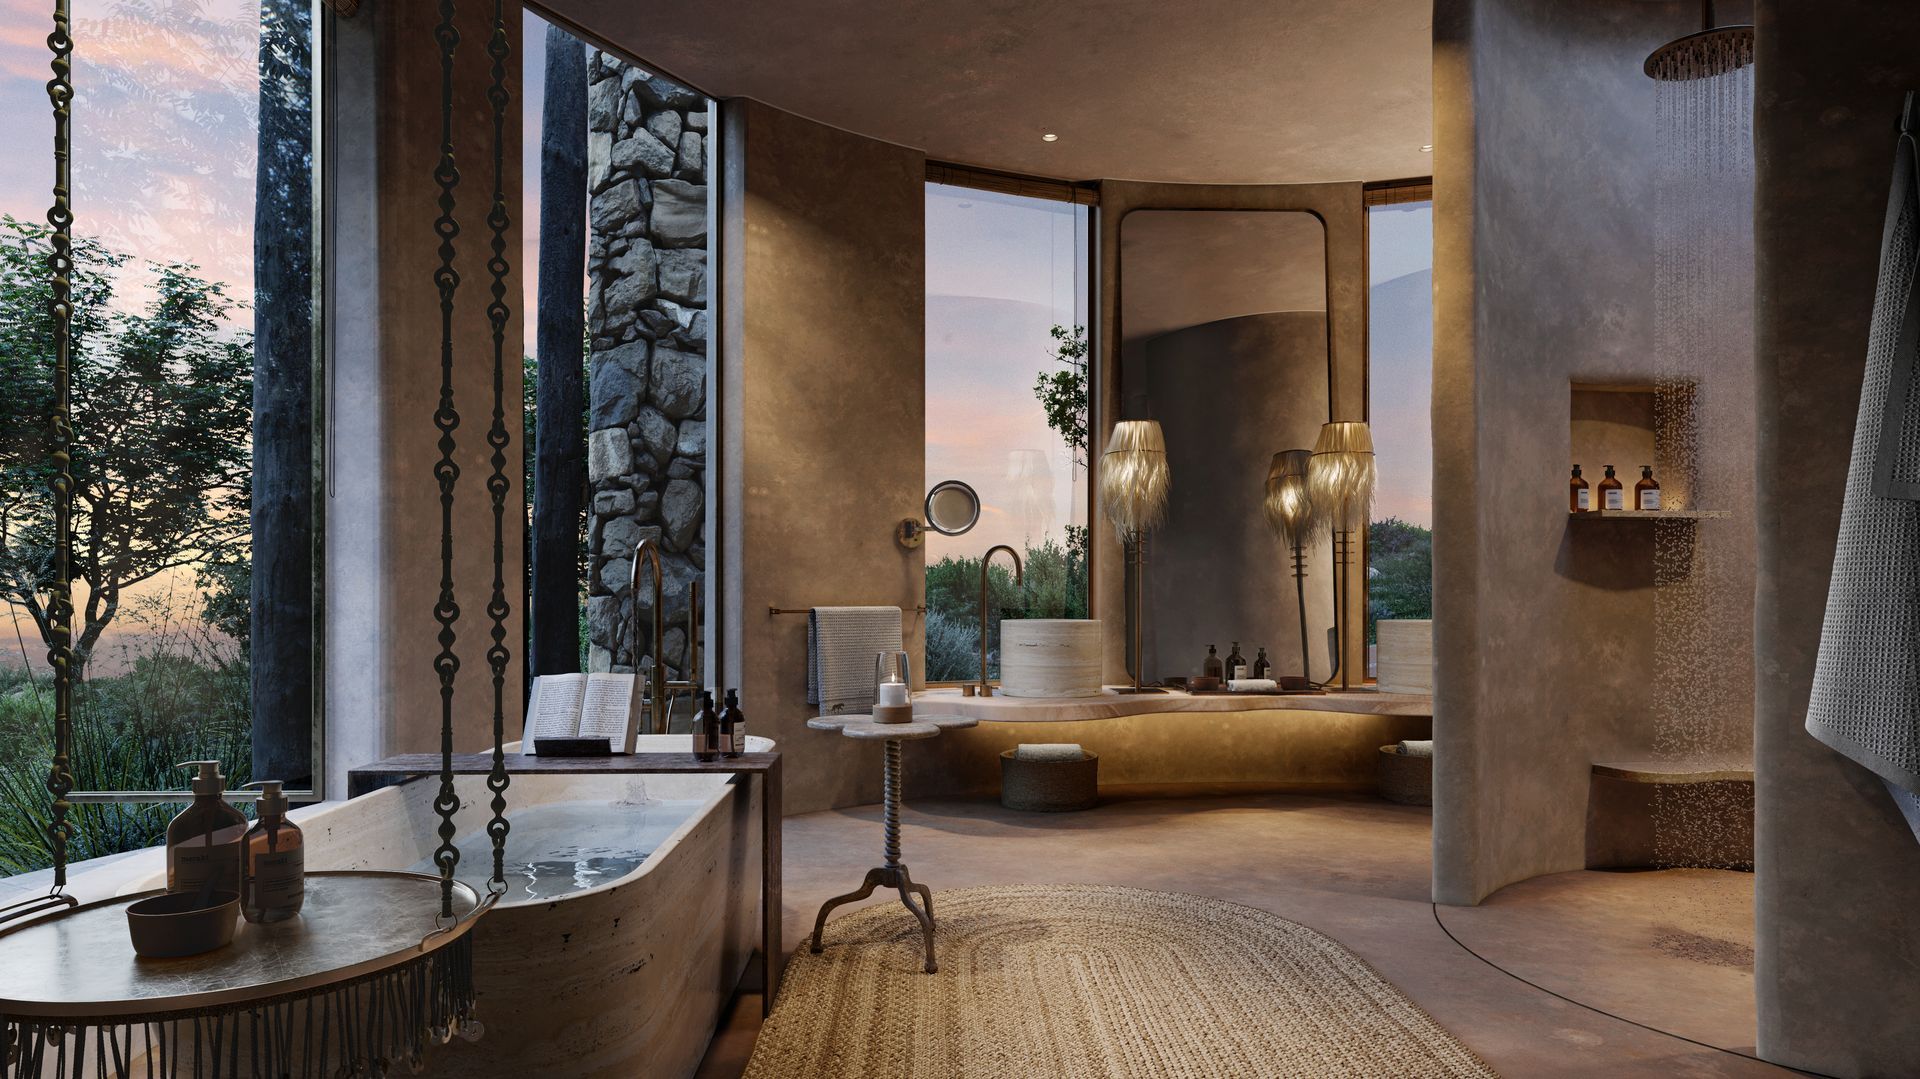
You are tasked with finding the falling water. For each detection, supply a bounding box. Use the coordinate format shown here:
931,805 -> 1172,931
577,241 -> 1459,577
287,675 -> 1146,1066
1649,51 -> 1757,870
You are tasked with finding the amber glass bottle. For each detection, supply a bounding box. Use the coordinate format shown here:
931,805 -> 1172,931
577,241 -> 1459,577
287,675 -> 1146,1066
1598,465 -> 1624,511
1202,645 -> 1225,681
1569,465 -> 1590,513
1634,465 -> 1661,511
1226,642 -> 1248,680
1252,648 -> 1272,679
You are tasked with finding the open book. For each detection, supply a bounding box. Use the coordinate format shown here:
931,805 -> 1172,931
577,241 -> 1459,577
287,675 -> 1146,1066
526,673 -> 639,752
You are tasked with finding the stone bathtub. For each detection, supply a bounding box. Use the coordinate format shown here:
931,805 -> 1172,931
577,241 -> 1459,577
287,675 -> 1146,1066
133,734 -> 768,1079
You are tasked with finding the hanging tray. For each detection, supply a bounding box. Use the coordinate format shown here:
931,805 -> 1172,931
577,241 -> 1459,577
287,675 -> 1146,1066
0,870 -> 486,1022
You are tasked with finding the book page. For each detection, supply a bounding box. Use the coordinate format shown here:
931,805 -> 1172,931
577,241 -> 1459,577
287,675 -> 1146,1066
527,674 -> 587,742
579,673 -> 637,750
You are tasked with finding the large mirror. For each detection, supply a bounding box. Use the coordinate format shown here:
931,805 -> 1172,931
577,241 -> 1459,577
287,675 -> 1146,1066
1118,210 -> 1335,684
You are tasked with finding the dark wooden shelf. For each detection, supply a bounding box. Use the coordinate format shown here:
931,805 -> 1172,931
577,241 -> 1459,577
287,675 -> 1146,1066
1570,508 -> 1731,520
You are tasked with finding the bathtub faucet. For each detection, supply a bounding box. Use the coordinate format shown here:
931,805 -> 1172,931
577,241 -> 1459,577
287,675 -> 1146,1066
629,538 -> 702,737
977,545 -> 1023,697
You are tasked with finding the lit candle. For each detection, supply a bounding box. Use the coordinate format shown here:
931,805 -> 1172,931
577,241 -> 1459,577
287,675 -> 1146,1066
878,679 -> 908,708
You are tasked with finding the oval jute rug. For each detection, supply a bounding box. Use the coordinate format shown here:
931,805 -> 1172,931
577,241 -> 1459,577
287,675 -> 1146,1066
745,884 -> 1497,1079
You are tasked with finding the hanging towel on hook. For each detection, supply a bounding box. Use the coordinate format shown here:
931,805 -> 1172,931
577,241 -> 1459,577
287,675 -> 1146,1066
1807,92 -> 1920,844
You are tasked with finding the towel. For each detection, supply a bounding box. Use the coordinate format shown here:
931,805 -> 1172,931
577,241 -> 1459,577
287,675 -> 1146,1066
1396,740 -> 1434,758
1227,678 -> 1278,693
1808,99 -> 1920,844
807,606 -> 903,716
1014,743 -> 1086,762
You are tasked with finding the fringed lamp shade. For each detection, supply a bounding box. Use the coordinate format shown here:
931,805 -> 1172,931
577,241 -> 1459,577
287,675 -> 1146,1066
1308,421 -> 1376,532
1264,449 -> 1320,546
1100,420 -> 1171,542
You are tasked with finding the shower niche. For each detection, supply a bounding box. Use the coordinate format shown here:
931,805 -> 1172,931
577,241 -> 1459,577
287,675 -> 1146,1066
1567,381 -> 1729,520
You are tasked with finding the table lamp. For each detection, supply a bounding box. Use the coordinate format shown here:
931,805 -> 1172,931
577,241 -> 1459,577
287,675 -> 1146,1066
1308,421 -> 1375,690
1100,420 -> 1170,694
1265,449 -> 1320,683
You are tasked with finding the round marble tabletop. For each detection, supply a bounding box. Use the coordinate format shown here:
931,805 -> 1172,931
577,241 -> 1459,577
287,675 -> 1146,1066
807,713 -> 979,740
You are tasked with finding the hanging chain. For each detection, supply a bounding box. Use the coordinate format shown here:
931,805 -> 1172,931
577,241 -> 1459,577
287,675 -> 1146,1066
481,0 -> 512,896
430,0 -> 464,921
43,0 -> 74,892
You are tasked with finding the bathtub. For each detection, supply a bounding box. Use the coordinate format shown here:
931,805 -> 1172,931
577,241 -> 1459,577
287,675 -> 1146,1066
132,734 -> 769,1079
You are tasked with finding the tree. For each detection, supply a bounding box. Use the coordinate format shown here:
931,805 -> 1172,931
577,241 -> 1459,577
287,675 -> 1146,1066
529,27 -> 590,682
1366,518 -> 1432,644
1032,324 -> 1089,468
0,218 -> 253,679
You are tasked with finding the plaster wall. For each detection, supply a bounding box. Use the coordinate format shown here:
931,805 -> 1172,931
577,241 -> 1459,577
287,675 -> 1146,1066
1141,313 -> 1336,682
1429,0 -> 1755,903
1096,181 -> 1366,689
326,2 -> 527,798
718,99 -> 927,815
1752,1 -> 1920,1071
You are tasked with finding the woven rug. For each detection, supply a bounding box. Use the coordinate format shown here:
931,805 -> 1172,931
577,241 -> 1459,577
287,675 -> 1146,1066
745,884 -> 1496,1078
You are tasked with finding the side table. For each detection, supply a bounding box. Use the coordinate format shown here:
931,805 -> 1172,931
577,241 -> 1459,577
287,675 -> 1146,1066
804,712 -> 977,973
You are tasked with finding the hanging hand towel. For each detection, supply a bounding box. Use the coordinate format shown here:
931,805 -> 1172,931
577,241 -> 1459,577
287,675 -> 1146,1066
1807,93 -> 1920,843
808,606 -> 904,716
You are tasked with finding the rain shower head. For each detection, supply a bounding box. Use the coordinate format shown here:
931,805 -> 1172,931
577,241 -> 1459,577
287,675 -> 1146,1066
1645,1 -> 1753,81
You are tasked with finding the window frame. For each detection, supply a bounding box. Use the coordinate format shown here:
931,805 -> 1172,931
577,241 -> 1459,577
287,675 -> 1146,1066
1359,177 -> 1434,682
921,164 -> 1100,687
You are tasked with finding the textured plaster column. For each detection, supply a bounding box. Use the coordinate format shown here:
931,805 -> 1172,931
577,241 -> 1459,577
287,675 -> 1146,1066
325,2 -> 526,797
719,99 -> 926,814
1752,1 -> 1920,1071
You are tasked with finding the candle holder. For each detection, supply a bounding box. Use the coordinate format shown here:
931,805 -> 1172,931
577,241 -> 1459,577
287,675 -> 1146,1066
873,649 -> 914,724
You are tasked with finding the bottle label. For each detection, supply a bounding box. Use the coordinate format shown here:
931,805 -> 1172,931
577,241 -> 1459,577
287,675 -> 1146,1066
1576,489 -> 1590,511
1232,665 -> 1248,680
1604,489 -> 1624,510
174,841 -> 242,895
1639,489 -> 1661,510
251,849 -> 305,909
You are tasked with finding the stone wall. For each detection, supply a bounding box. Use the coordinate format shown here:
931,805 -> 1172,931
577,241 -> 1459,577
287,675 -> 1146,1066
582,51 -> 708,678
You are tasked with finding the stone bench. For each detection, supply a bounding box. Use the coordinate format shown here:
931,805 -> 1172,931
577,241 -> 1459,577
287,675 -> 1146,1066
1585,758 -> 1754,871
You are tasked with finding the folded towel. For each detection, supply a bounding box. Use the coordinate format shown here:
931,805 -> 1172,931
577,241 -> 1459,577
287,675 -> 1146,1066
808,606 -> 903,716
1227,678 -> 1278,693
1014,743 -> 1086,763
1396,740 -> 1434,758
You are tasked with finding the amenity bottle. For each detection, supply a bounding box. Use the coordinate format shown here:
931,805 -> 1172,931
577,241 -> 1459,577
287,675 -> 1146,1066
1570,465 -> 1590,512
696,691 -> 720,762
1252,648 -> 1271,680
721,689 -> 744,758
1635,465 -> 1661,511
242,780 -> 305,924
1203,645 -> 1225,682
1226,643 -> 1248,681
1598,465 -> 1624,511
166,761 -> 247,898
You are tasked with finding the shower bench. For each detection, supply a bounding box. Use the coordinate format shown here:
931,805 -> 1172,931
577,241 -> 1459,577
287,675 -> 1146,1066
1586,757 -> 1755,871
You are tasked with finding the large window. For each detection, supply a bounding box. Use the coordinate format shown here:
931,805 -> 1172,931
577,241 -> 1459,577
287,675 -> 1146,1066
924,181 -> 1090,682
0,1 -> 319,872
1365,190 -> 1434,670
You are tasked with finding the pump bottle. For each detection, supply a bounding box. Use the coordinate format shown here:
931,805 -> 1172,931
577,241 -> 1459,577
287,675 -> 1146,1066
166,761 -> 247,897
242,780 -> 306,923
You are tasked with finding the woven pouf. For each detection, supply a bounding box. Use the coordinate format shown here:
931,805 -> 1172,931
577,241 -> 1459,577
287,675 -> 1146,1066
999,750 -> 1099,811
1377,745 -> 1433,806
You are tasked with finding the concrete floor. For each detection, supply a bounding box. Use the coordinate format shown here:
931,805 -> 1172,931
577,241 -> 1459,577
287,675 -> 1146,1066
698,790 -> 1797,1078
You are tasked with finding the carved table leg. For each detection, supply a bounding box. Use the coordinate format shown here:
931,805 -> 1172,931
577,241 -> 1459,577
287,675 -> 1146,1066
810,868 -> 887,955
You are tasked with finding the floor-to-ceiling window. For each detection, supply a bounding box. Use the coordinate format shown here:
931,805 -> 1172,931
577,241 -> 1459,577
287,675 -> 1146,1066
1365,186 -> 1433,675
0,0 -> 319,873
923,178 -> 1090,682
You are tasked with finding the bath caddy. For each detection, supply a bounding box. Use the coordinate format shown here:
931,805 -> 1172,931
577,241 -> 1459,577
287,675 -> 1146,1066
805,713 -> 977,973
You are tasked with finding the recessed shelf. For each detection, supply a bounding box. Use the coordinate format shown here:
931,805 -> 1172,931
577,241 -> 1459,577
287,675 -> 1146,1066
1570,508 -> 1731,520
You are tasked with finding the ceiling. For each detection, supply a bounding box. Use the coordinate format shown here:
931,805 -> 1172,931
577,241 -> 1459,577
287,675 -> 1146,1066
545,0 -> 1434,185
1120,210 -> 1326,345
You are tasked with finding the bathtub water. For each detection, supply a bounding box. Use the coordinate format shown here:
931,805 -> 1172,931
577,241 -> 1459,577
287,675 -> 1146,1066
405,797 -> 704,902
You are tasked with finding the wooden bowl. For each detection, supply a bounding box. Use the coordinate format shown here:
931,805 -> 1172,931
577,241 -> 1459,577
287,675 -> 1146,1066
1188,676 -> 1222,692
126,891 -> 240,958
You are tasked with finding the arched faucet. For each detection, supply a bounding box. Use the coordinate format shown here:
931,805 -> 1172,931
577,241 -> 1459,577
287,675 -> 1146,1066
629,536 -> 701,737
978,545 -> 1023,697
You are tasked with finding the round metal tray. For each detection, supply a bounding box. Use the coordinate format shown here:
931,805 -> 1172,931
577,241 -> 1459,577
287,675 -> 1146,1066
0,870 -> 486,1021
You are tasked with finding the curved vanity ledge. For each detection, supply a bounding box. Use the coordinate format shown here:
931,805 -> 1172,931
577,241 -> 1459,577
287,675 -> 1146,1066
912,687 -> 1432,722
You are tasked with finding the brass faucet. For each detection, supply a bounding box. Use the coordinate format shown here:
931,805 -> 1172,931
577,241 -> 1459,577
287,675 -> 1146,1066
977,545 -> 1023,697
629,537 -> 702,737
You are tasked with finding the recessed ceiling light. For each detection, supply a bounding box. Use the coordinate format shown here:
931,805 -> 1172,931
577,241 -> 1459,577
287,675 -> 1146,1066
1042,132 -> 1059,142
1420,144 -> 1433,152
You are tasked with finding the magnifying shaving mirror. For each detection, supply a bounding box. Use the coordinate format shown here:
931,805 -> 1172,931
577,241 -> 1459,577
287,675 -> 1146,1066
925,479 -> 982,535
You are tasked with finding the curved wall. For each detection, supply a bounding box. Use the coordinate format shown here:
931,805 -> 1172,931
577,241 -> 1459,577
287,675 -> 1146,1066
1140,312 -> 1334,681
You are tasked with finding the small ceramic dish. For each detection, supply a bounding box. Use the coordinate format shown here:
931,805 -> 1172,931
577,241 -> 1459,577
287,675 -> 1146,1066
126,890 -> 240,958
1188,676 -> 1223,692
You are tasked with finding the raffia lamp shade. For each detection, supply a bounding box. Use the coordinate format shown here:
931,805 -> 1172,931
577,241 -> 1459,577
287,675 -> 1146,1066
1308,421 -> 1376,532
1100,420 -> 1171,542
1264,449 -> 1320,545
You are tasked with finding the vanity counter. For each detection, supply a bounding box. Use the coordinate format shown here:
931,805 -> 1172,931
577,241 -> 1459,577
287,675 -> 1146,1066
912,687 -> 1432,723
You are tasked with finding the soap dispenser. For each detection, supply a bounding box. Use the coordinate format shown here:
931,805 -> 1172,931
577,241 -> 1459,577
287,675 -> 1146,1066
1202,645 -> 1225,682
242,780 -> 305,923
166,761 -> 247,897
721,689 -> 745,757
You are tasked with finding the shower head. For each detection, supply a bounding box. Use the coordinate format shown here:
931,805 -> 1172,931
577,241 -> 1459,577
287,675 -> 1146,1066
1644,1 -> 1753,81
